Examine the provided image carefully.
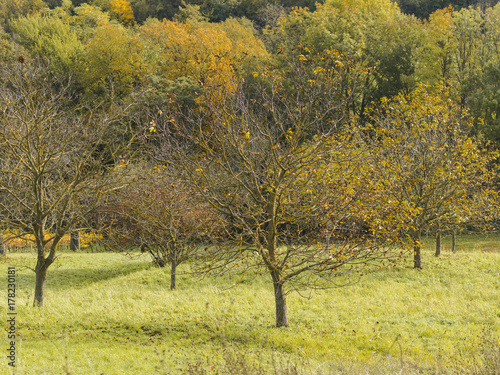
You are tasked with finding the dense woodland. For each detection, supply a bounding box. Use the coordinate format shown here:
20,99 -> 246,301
1,0 -> 500,146
0,0 -> 499,327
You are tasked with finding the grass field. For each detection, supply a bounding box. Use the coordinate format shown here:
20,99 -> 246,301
1,235 -> 499,374
421,232 -> 500,253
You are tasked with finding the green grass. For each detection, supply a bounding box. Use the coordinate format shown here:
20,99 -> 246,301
421,232 -> 500,253
1,238 -> 499,374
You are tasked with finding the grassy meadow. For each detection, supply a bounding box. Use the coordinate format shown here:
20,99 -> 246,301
1,234 -> 499,374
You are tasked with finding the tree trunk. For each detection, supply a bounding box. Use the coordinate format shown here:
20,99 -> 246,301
264,194 -> 288,327
265,194 -> 288,327
170,259 -> 177,290
413,231 -> 422,269
70,231 -> 80,251
451,231 -> 456,253
34,257 -> 49,307
273,280 -> 289,328
435,231 -> 441,257
0,233 -> 5,256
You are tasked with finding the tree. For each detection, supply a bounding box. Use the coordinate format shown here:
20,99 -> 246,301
395,0 -> 498,19
138,17 -> 268,86
69,231 -> 80,251
150,53 -> 407,327
418,4 -> 500,149
70,4 -> 112,42
268,0 -> 421,119
451,6 -> 484,107
109,0 -> 135,26
0,231 -> 5,256
417,6 -> 456,86
78,21 -> 144,99
0,25 -> 16,63
0,0 -> 45,32
127,0 -> 183,22
99,163 -> 222,290
137,16 -> 268,122
369,84 -> 498,268
10,12 -> 84,75
0,61 -> 129,306
396,0 -> 449,19
362,10 -> 421,106
464,4 -> 500,149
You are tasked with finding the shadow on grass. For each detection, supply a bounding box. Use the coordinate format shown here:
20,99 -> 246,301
15,260 -> 151,291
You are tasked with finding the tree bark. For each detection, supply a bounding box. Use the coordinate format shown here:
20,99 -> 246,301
434,231 -> 441,257
273,280 -> 289,328
70,231 -> 80,251
264,193 -> 289,327
451,231 -> 456,253
34,257 -> 49,307
170,259 -> 177,290
413,231 -> 422,269
0,233 -> 5,256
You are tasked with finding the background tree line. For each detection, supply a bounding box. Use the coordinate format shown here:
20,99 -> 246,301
1,0 -> 500,148
2,0 -> 498,25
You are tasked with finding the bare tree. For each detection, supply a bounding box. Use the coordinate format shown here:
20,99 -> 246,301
0,61 -> 130,306
150,53 -> 407,327
99,163 -> 222,290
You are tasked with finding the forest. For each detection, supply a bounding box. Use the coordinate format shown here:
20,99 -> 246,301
0,0 -> 499,373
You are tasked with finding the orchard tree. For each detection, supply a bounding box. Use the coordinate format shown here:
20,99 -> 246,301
150,53 -> 408,327
0,61 -> 130,306
369,84 -> 498,268
99,163 -> 222,290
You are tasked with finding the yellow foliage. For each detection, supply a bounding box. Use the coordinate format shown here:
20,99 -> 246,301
80,22 -> 144,96
139,17 -> 268,98
368,84 -> 499,235
2,230 -> 102,250
109,0 -> 135,26
418,6 -> 455,84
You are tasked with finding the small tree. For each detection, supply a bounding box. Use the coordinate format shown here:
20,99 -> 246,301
0,61 -> 129,306
369,84 -> 498,268
151,53 -> 407,327
100,163 -> 222,290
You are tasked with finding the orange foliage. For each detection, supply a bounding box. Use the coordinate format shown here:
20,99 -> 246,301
3,231 -> 100,250
139,18 -> 268,92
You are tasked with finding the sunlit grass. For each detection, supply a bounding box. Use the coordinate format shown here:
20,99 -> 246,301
421,232 -> 500,253
0,237 -> 499,374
